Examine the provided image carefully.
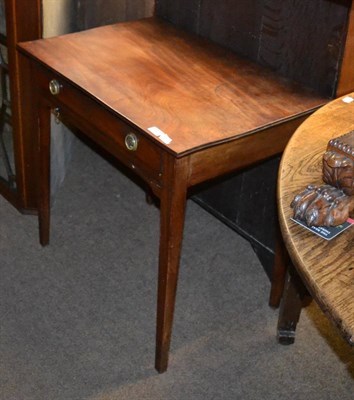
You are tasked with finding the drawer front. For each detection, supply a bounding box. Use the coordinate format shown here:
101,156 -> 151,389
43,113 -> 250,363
35,65 -> 163,186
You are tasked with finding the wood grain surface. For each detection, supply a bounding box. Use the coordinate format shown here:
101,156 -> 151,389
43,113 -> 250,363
278,95 -> 354,343
19,18 -> 326,156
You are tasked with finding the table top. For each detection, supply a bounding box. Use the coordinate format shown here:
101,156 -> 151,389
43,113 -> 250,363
278,94 -> 354,344
19,17 -> 326,156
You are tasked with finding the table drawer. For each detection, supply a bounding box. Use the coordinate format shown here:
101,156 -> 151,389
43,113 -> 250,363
35,65 -> 163,185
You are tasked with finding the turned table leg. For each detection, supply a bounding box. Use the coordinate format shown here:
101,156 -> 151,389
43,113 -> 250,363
155,155 -> 189,373
269,227 -> 289,308
277,263 -> 309,344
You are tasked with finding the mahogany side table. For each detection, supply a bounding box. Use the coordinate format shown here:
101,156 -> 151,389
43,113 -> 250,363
18,18 -> 326,372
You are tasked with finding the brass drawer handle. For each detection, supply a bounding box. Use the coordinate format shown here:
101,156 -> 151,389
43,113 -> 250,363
49,79 -> 62,95
125,133 -> 139,151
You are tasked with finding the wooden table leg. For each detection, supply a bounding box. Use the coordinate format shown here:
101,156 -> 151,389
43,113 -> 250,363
38,100 -> 51,246
277,263 -> 309,344
269,228 -> 289,308
155,156 -> 189,373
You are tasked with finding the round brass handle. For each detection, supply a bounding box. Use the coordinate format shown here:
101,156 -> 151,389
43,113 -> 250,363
125,133 -> 139,151
49,79 -> 62,95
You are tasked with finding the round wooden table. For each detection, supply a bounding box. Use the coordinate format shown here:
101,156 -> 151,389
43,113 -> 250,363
277,94 -> 354,345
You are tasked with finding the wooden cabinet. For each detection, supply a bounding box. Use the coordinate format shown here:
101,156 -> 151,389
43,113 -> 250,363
0,0 -> 41,211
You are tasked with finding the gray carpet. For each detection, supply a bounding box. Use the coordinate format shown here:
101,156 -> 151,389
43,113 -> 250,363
1,141 -> 354,400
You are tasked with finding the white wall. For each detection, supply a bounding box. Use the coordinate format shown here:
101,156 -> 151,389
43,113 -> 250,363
42,0 -> 78,198
42,0 -> 77,38
0,0 -> 5,35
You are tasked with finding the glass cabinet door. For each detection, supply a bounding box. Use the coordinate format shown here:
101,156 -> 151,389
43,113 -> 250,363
0,0 -> 15,191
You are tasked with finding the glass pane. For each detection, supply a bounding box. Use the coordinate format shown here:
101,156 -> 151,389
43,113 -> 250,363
0,0 -> 5,36
0,0 -> 16,191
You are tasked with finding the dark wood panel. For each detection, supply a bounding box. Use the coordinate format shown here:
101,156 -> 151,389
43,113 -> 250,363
155,0 -> 201,31
76,0 -> 154,30
198,0 -> 263,59
193,156 -> 280,277
126,0 -> 155,20
155,0 -> 262,56
259,0 -> 350,96
78,0 -> 126,28
155,0 -> 351,96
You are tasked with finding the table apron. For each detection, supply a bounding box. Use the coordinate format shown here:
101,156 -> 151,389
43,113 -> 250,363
188,115 -> 313,186
34,65 -> 164,192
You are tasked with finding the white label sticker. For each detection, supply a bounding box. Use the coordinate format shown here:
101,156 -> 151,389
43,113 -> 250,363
148,126 -> 172,145
342,96 -> 354,104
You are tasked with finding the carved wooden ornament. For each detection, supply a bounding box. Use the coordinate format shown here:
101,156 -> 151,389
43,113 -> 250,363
291,130 -> 354,226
